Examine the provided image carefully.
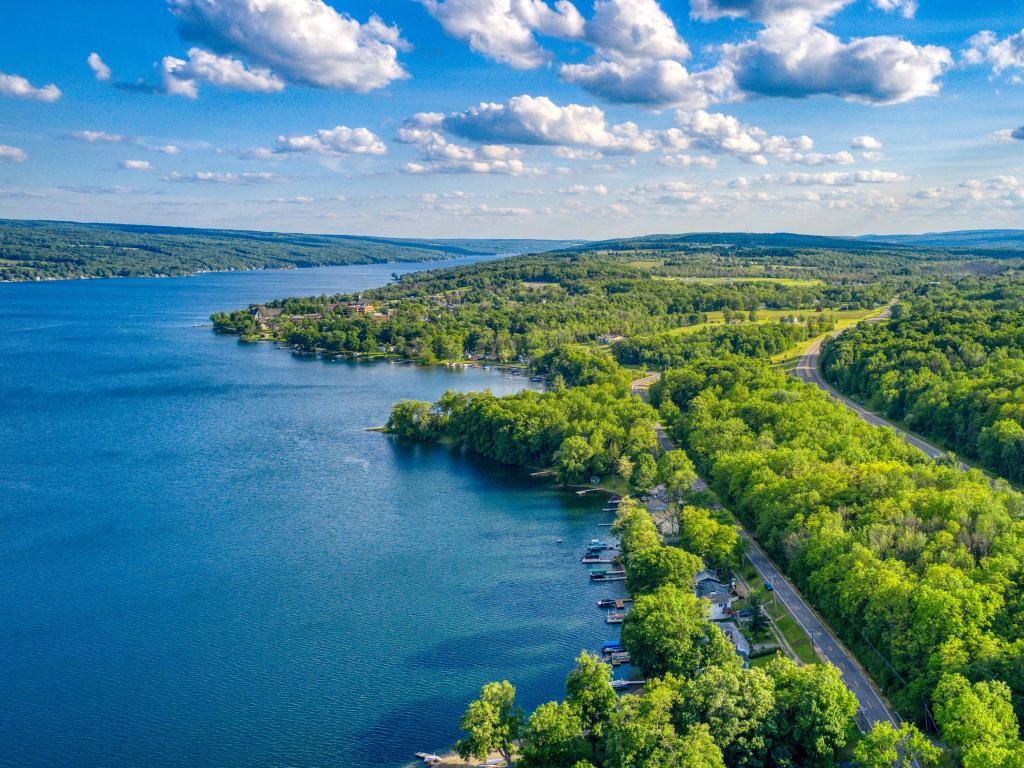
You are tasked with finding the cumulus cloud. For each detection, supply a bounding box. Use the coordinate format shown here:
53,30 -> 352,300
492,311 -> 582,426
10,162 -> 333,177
168,0 -> 409,92
68,130 -> 125,143
440,94 -> 659,152
397,113 -> 539,175
88,53 -> 112,82
671,110 -> 851,166
658,153 -> 717,168
162,48 -> 285,98
558,183 -> 608,195
119,160 -> 153,171
964,29 -> 1024,75
163,170 -> 282,184
753,169 -> 908,185
585,0 -> 689,60
559,58 -> 731,108
0,144 -> 28,163
0,71 -> 61,102
143,143 -> 181,155
721,24 -> 951,105
420,0 -> 583,68
272,125 -> 388,156
690,0 -> 913,24
851,135 -> 883,150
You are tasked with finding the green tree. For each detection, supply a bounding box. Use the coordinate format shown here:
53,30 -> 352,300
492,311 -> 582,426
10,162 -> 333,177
626,545 -> 704,596
518,701 -> 585,768
565,652 -> 617,757
765,656 -> 857,768
657,450 -> 698,498
933,673 -> 1024,768
678,506 -> 741,567
853,722 -> 941,768
631,453 -> 659,494
621,585 -> 738,678
386,399 -> 434,439
455,680 -> 523,766
557,435 -> 595,485
675,664 -> 775,768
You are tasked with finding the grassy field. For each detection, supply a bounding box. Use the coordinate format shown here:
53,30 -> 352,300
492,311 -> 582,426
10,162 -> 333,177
655,275 -> 824,287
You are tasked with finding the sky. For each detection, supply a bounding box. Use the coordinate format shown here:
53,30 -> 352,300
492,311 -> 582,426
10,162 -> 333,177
0,0 -> 1022,239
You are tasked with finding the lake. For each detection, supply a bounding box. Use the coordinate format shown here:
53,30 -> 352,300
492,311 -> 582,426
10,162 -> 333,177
0,261 -> 625,768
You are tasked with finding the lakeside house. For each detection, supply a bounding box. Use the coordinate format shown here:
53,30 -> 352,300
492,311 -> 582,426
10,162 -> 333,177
253,306 -> 282,323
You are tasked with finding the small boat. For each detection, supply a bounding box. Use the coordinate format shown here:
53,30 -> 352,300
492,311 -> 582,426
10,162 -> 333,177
414,753 -> 442,765
581,556 -> 614,564
597,598 -> 618,608
606,612 -> 626,624
556,538 -> 563,544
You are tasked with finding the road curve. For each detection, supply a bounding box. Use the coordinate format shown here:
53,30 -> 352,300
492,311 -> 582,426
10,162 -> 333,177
794,311 -> 949,461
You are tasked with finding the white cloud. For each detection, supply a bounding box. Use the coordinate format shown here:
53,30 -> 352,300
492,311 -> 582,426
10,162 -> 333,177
558,183 -> 608,195
721,24 -> 951,105
851,135 -> 883,150
143,144 -> 181,155
420,0 -> 583,69
584,0 -> 689,60
690,0 -> 912,24
162,48 -> 285,98
559,58 -> 731,108
0,72 -> 61,102
163,170 -> 283,184
397,113 -> 540,175
168,0 -> 408,92
658,153 -> 718,168
68,130 -> 125,143
964,29 -> 1024,75
671,110 -> 850,166
0,145 -> 28,163
754,169 -> 908,185
274,125 -> 388,156
87,53 -> 112,82
119,160 -> 153,171
872,0 -> 917,19
553,146 -> 604,160
440,94 -> 659,152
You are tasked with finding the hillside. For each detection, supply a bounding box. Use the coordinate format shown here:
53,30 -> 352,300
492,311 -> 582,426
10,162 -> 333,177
0,219 -> 578,282
859,229 -> 1024,249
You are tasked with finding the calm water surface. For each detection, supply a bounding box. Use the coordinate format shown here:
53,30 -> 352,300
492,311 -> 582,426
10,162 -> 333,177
0,261 -> 624,768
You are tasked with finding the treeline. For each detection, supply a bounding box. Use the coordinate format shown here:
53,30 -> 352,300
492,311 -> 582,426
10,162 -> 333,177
613,318 -> 834,369
215,253 -> 889,362
454,498 -> 937,768
822,278 -> 1024,484
654,356 -> 1024,767
0,219 -> 555,281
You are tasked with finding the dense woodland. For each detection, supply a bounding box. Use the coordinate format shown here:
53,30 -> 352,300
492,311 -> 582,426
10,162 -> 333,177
0,219 -> 568,281
822,279 -> 1024,484
655,357 -> 1024,766
214,252 -> 892,363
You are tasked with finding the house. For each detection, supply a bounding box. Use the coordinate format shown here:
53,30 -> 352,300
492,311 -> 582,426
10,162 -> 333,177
348,301 -> 376,315
702,589 -> 734,621
598,334 -> 625,345
252,306 -> 282,323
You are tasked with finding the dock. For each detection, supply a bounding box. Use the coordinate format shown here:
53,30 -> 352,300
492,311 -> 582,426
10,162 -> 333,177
581,556 -> 615,564
606,612 -> 626,624
611,679 -> 646,691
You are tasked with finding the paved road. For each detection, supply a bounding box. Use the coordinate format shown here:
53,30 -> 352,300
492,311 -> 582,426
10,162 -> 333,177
741,532 -> 900,734
794,309 -> 964,467
650,421 -> 898,733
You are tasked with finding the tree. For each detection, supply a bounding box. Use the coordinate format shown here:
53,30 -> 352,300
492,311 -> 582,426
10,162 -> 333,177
455,681 -> 523,766
747,589 -> 768,635
565,652 -> 617,757
675,664 -> 775,768
613,501 -> 662,557
557,435 -> 595,485
518,701 -> 585,768
631,453 -> 658,494
678,506 -> 741,567
657,450 -> 697,498
765,656 -> 857,768
621,585 -> 738,678
386,399 -> 435,439
626,546 -> 704,596
853,722 -> 941,768
933,673 -> 1024,768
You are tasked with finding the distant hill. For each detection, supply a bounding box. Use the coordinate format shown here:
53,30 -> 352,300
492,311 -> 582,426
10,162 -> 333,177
560,231 -> 902,253
0,219 -> 580,282
858,230 -> 1024,250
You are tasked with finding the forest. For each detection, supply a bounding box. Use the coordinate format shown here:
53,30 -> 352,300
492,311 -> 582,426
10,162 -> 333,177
0,219 -> 569,281
654,356 -> 1024,766
213,251 -> 892,363
822,278 -> 1024,484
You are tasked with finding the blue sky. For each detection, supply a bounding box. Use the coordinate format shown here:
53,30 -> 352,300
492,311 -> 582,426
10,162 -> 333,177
0,0 -> 1021,238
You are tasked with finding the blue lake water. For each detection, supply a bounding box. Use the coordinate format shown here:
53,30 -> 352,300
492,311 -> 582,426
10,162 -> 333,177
0,261 -> 625,768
